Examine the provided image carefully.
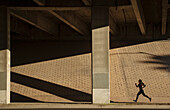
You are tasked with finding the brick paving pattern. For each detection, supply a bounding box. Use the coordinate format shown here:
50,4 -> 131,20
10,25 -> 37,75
110,40 -> 170,103
11,40 -> 170,103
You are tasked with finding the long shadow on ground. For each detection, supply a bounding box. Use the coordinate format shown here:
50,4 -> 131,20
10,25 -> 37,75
11,72 -> 92,102
11,92 -> 42,102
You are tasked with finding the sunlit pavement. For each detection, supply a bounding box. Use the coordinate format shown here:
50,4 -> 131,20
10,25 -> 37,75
10,40 -> 170,104
0,103 -> 170,110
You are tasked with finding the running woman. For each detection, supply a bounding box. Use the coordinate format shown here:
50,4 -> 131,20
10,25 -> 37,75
134,79 -> 151,102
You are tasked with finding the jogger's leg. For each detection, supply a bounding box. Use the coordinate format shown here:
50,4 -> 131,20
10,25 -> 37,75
135,91 -> 141,101
142,91 -> 150,99
142,91 -> 151,101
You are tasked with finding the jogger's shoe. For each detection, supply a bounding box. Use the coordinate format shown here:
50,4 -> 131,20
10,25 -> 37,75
133,100 -> 137,102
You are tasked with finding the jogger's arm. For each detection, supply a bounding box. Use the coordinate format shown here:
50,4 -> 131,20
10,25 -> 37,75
135,83 -> 138,87
142,83 -> 146,88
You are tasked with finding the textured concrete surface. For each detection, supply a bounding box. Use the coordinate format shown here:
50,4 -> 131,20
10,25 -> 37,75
0,103 -> 170,110
0,7 -> 10,104
11,40 -> 170,103
92,5 -> 110,103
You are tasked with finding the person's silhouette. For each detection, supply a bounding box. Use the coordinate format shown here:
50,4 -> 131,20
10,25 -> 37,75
133,79 -> 151,102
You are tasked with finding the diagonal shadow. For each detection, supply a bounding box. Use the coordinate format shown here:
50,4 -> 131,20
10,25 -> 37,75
140,54 -> 170,72
110,51 -> 170,73
11,72 -> 92,102
11,91 -> 42,102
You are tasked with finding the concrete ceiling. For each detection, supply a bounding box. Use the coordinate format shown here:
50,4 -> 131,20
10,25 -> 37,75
0,0 -> 169,40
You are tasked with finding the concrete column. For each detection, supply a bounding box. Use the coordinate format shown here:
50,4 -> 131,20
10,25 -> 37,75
92,6 -> 110,103
0,7 -> 10,104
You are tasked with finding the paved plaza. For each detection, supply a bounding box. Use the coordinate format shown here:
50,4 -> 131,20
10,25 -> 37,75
0,103 -> 170,110
11,40 -> 170,104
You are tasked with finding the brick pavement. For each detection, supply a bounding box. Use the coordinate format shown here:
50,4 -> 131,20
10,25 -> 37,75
11,40 -> 170,103
110,40 -> 170,103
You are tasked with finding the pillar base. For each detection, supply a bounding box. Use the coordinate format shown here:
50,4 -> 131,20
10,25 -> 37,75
93,89 -> 110,104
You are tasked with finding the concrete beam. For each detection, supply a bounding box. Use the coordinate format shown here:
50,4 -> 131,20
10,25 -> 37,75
0,7 -> 10,104
11,16 -> 56,40
10,16 -> 30,37
110,5 -> 132,10
82,0 -> 91,6
109,5 -> 132,35
9,7 -> 90,11
109,13 -> 117,35
9,6 -> 132,11
33,0 -> 46,6
33,0 -> 90,35
162,0 -> 168,35
92,6 -> 110,104
131,0 -> 146,35
10,10 -> 58,36
50,10 -> 90,35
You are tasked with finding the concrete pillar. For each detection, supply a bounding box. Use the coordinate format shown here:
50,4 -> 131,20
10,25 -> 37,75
0,7 -> 10,104
92,5 -> 110,103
